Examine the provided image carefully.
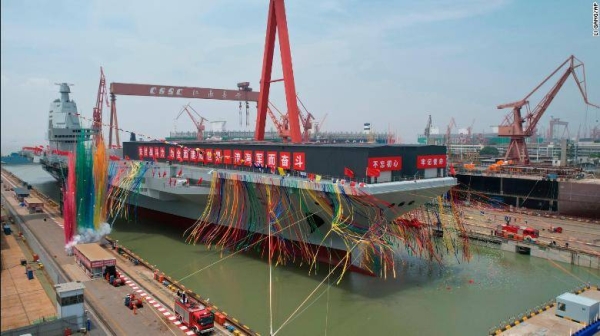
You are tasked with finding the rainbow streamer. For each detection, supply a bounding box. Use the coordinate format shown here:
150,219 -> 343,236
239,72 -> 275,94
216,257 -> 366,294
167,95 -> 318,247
63,133 -> 111,248
186,173 -> 471,280
63,153 -> 76,244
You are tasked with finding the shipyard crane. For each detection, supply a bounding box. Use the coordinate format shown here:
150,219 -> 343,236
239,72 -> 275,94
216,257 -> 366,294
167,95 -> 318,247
497,55 -> 599,164
424,115 -> 432,145
296,95 -> 315,142
548,117 -> 570,141
92,67 -> 109,141
175,104 -> 208,141
445,117 -> 457,145
268,102 -> 291,141
315,113 -> 328,135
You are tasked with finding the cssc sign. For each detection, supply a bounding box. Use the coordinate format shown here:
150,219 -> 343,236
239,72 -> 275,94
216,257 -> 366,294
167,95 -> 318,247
149,87 -> 184,96
110,83 -> 260,101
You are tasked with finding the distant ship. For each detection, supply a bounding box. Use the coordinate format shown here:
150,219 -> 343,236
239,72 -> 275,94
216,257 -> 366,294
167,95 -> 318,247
1,151 -> 35,165
39,83 -> 96,182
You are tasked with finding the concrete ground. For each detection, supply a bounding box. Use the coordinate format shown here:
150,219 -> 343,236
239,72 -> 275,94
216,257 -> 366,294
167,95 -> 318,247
1,170 -> 242,336
1,228 -> 55,331
498,287 -> 600,335
451,205 -> 600,255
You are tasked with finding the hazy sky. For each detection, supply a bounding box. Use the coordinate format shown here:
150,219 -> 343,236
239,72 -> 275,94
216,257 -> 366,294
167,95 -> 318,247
1,0 -> 599,154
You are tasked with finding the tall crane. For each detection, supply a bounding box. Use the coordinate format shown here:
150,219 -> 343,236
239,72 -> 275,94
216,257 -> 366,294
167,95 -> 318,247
445,117 -> 456,145
315,113 -> 328,135
424,115 -> 432,145
268,102 -> 290,141
92,67 -> 109,141
548,117 -> 569,140
497,55 -> 599,164
296,95 -> 315,142
175,104 -> 208,141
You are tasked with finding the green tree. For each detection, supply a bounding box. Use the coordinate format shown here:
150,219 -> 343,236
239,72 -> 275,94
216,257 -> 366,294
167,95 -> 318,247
479,146 -> 499,156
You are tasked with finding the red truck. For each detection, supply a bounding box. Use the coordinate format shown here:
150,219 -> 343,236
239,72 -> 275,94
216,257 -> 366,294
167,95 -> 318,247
174,293 -> 215,334
495,224 -> 540,242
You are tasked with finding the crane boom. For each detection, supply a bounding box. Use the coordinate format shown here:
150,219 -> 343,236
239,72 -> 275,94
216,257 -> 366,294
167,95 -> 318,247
93,67 -> 109,140
176,104 -> 208,141
296,94 -> 314,142
497,55 -> 599,164
267,103 -> 290,141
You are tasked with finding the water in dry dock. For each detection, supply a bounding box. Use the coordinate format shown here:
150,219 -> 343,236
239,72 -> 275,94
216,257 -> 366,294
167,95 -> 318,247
4,165 -> 599,336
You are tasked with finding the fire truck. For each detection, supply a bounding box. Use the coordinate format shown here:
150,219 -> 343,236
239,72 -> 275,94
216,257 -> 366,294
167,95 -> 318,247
495,224 -> 540,242
174,293 -> 215,334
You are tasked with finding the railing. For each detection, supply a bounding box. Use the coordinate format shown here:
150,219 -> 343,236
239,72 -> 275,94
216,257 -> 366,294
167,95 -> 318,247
161,161 -> 448,186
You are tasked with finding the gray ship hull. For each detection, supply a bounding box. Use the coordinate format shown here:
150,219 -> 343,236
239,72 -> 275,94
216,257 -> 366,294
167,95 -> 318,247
111,162 -> 456,274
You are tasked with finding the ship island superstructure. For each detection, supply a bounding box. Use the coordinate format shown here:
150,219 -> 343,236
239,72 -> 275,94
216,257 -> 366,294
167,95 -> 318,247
40,83 -> 96,181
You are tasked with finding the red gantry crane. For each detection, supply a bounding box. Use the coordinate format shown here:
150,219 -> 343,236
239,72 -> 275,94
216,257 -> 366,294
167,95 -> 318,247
176,104 -> 208,141
497,55 -> 599,164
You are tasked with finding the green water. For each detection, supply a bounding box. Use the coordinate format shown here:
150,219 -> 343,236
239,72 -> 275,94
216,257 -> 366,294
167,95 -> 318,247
5,165 -> 599,335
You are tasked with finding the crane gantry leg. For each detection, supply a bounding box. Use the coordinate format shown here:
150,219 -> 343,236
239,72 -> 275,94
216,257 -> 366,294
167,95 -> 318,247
255,0 -> 302,143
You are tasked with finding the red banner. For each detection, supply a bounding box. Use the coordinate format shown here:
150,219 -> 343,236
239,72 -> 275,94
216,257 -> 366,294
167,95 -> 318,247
214,149 -> 222,164
233,150 -> 242,165
292,152 -> 305,170
254,151 -> 265,167
416,155 -> 446,169
176,148 -> 182,161
205,149 -> 213,163
267,151 -> 277,168
168,147 -> 175,160
148,147 -> 154,158
243,150 -> 253,166
367,156 -> 402,171
190,149 -> 197,162
143,146 -> 149,158
138,146 -> 144,159
198,149 -> 205,163
223,150 -> 232,164
279,152 -> 291,169
183,148 -> 190,161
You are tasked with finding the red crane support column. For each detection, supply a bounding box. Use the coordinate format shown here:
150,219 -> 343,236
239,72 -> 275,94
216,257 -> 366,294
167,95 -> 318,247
255,0 -> 302,143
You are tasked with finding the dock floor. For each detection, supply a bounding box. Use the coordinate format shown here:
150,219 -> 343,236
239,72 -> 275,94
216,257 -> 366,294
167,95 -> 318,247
1,227 -> 56,331
498,287 -> 600,335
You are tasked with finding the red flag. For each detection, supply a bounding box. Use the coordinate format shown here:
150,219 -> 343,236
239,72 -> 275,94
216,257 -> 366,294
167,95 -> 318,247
169,178 -> 173,186
449,163 -> 456,176
344,167 -> 354,178
307,173 -> 315,181
124,155 -> 131,160
177,168 -> 182,177
350,181 -> 356,187
197,178 -> 203,185
162,171 -> 167,178
366,167 -> 380,177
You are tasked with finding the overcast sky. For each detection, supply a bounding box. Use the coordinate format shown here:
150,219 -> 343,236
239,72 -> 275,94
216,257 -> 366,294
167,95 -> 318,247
1,0 -> 599,154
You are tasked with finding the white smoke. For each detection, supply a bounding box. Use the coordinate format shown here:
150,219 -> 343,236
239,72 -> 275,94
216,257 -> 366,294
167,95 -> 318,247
65,222 -> 112,254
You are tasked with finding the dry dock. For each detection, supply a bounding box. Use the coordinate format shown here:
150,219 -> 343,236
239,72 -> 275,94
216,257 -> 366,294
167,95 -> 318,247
1,169 -> 256,336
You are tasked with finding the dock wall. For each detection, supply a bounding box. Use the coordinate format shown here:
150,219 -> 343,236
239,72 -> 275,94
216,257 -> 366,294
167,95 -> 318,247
465,232 -> 600,269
